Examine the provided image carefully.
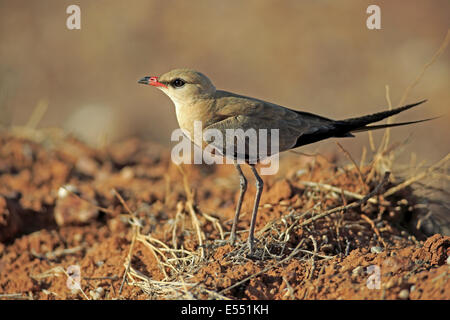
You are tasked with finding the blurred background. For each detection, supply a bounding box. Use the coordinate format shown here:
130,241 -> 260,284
0,0 -> 448,164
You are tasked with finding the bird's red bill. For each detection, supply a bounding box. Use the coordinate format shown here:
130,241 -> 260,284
138,76 -> 168,88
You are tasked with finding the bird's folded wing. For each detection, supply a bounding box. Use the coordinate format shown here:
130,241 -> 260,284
204,114 -> 333,156
214,91 -> 297,120
210,91 -> 338,152
203,115 -> 291,159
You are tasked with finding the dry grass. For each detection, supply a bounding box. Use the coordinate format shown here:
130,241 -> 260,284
118,144 -> 447,299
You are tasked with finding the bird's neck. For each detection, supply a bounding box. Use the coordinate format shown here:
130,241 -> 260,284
171,96 -> 217,142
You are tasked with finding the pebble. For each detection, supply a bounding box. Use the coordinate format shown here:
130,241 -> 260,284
447,256 -> 450,265
89,287 -> 105,300
120,166 -> 135,180
54,186 -> 99,226
57,184 -> 77,199
398,289 -> 409,300
352,266 -> 364,276
95,260 -> 104,267
371,246 -> 383,254
385,279 -> 395,289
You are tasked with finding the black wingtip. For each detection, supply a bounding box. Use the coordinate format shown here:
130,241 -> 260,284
408,99 -> 428,107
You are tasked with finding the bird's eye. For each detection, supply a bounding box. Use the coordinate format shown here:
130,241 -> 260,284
171,78 -> 186,88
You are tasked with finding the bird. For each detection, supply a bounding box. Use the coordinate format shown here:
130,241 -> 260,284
138,68 -> 432,255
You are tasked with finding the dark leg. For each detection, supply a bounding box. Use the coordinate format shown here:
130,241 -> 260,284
248,165 -> 263,254
229,162 -> 247,245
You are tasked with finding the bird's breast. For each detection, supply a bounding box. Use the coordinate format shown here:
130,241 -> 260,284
172,100 -> 208,148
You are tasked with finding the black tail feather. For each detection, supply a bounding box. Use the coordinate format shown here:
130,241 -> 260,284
336,99 -> 428,132
351,116 -> 438,133
292,100 -> 432,149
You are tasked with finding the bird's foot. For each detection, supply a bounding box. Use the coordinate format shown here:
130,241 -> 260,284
246,239 -> 257,258
228,234 -> 236,246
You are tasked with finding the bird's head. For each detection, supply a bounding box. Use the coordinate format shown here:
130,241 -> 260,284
138,69 -> 216,105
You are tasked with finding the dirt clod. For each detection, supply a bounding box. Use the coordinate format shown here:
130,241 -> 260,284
412,234 -> 450,266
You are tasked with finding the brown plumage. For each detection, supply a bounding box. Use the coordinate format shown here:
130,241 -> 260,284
139,68 -> 432,255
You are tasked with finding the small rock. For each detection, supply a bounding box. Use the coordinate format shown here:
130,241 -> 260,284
54,186 -> 98,226
89,287 -> 105,300
120,166 -> 134,180
412,234 -> 450,266
447,255 -> 450,265
279,200 -> 290,206
57,184 -> 77,199
371,246 -> 383,254
95,260 -> 104,267
385,279 -> 395,289
108,218 -> 122,233
398,289 -> 409,300
352,266 -> 364,276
